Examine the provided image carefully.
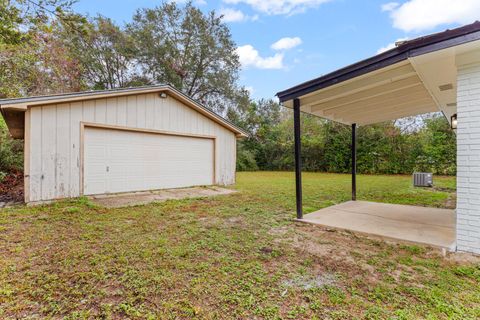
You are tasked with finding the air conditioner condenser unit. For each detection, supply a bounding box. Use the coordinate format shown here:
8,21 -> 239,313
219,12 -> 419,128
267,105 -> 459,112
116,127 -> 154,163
413,172 -> 433,187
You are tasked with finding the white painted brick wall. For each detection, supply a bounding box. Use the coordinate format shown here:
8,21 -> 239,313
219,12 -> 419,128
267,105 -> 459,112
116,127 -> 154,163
456,62 -> 480,254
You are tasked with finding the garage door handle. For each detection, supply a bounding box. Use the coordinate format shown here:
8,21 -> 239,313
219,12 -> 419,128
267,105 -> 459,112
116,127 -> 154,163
106,166 -> 109,172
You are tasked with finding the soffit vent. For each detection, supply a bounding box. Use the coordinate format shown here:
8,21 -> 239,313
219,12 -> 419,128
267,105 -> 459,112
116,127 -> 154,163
439,83 -> 453,91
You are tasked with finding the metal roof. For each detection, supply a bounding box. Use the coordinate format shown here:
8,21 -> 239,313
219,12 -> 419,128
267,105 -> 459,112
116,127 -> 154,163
0,85 -> 168,105
277,21 -> 480,102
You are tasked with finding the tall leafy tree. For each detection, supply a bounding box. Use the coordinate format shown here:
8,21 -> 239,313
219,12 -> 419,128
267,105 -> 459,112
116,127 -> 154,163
0,0 -> 84,98
0,1 -> 23,45
0,0 -> 82,45
0,24 -> 83,98
231,99 -> 284,170
127,1 -> 241,112
63,16 -> 143,89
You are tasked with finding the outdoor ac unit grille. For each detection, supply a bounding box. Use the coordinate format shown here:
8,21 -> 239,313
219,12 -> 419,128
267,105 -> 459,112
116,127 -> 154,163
413,172 -> 433,187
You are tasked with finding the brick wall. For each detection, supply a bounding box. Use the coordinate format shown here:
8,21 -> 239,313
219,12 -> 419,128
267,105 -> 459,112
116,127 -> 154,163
456,61 -> 480,254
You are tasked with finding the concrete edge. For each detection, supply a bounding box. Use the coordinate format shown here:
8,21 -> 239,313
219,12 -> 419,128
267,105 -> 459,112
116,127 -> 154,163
294,218 -> 456,252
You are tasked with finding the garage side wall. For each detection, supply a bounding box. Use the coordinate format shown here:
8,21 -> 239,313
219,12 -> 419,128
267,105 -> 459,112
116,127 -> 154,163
26,93 -> 237,202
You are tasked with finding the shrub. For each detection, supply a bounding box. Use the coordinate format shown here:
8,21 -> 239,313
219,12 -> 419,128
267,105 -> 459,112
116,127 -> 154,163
0,117 -> 23,181
236,143 -> 259,171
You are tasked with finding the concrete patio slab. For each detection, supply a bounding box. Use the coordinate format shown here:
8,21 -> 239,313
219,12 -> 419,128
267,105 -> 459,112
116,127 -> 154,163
298,201 -> 456,250
89,186 -> 236,208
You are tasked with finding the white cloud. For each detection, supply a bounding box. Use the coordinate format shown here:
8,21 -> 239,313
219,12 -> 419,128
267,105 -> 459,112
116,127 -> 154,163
245,86 -> 255,94
219,8 -> 246,22
271,37 -> 302,50
235,45 -> 284,69
381,2 -> 399,12
218,8 -> 258,22
383,0 -> 480,32
223,0 -> 332,16
376,37 -> 408,54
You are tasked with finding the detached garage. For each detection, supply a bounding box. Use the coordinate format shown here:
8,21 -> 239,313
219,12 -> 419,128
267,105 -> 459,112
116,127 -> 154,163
0,85 -> 247,203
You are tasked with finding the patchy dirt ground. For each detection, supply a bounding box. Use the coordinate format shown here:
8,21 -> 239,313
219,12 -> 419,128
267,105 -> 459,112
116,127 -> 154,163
90,186 -> 236,208
0,170 -> 23,205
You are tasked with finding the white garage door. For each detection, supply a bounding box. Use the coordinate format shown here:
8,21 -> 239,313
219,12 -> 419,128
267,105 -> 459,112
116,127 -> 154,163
84,127 -> 214,195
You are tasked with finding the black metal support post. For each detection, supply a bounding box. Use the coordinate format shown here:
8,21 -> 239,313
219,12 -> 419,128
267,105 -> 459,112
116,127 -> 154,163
351,123 -> 357,201
293,98 -> 303,219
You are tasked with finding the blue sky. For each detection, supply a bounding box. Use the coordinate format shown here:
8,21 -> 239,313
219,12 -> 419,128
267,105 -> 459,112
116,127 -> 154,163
73,0 -> 480,100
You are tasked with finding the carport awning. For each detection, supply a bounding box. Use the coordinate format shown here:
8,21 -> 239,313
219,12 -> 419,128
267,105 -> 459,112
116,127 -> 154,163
278,21 -> 480,220
280,61 -> 438,125
277,21 -> 480,126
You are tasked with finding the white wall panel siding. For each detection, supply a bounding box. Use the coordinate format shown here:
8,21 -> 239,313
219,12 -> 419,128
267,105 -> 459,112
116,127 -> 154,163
69,102 -> 83,197
117,97 -> 127,126
95,99 -> 107,123
27,93 -> 237,202
83,100 -> 95,122
145,94 -> 155,129
106,98 -> 117,125
41,106 -> 57,200
137,95 -> 146,128
29,107 -> 43,201
126,95 -> 137,127
56,104 -> 71,198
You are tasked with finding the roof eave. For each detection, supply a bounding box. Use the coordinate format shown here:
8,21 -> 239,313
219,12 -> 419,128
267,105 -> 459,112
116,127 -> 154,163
0,85 -> 170,109
277,49 -> 408,102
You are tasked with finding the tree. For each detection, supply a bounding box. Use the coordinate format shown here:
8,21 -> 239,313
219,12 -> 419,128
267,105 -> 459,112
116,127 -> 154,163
0,0 -> 82,45
231,99 -> 287,170
0,1 -> 23,45
0,0 -> 85,98
0,24 -> 84,98
415,115 -> 456,175
63,16 -> 142,89
0,117 -> 23,180
127,1 -> 241,113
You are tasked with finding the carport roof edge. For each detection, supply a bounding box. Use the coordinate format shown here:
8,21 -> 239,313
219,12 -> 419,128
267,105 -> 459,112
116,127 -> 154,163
0,84 -> 249,138
276,21 -> 480,103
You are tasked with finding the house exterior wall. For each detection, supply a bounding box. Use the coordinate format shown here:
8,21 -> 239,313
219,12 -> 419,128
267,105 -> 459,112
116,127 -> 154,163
25,93 -> 237,202
456,53 -> 480,254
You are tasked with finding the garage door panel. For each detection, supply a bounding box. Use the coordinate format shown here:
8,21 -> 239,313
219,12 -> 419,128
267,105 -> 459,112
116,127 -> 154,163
84,127 -> 214,195
107,177 -> 127,194
84,141 -> 108,194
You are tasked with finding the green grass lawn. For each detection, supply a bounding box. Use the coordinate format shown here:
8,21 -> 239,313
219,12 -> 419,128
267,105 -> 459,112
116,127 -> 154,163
1,172 -> 478,319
